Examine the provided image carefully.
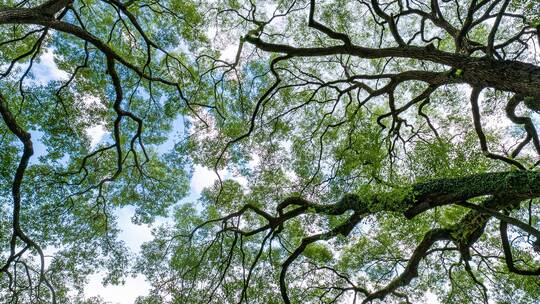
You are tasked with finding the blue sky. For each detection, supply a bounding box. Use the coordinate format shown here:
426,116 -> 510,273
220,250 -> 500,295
83,165 -> 218,303
26,49 -> 229,303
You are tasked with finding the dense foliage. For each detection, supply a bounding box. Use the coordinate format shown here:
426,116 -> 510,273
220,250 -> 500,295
1,0 -> 540,303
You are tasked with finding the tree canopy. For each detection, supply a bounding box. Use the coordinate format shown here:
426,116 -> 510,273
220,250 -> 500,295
1,0 -> 540,303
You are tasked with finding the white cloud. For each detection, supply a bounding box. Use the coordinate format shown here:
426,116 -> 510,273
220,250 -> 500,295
31,49 -> 69,84
83,206 -> 159,303
82,96 -> 108,148
424,291 -> 439,304
220,43 -> 240,62
116,206 -> 154,251
191,165 -> 224,195
86,125 -> 107,148
85,273 -> 150,304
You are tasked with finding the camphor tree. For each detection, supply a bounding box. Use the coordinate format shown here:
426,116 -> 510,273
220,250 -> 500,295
1,0 -> 540,303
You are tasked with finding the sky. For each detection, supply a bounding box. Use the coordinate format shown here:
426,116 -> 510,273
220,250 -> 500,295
83,165 -> 218,304
16,24 -> 455,304
5,18 -> 253,301
14,28 -> 449,304
20,5 -> 540,303
26,49 -> 231,303
30,118 -> 221,302
27,39 -> 537,304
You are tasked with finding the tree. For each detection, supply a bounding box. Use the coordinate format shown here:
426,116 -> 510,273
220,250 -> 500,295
1,0 -> 540,303
0,0 -> 196,302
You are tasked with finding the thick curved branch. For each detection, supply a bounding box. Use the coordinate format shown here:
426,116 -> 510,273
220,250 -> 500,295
279,212 -> 363,304
458,201 -> 540,240
363,228 -> 451,303
486,0 -> 511,58
307,0 -> 351,45
505,94 -> 540,157
0,6 -> 181,89
500,221 -> 540,275
469,87 -> 525,169
0,93 -> 56,303
244,36 -> 540,99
